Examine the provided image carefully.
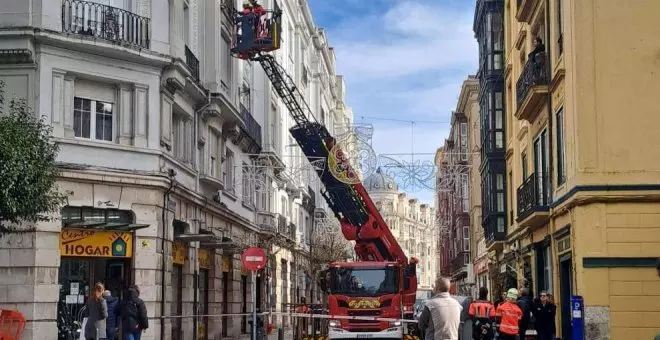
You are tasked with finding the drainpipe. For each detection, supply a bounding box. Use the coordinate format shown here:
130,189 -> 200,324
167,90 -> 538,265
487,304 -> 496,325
161,177 -> 175,339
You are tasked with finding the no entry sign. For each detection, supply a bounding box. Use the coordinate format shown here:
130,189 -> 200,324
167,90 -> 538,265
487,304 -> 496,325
241,246 -> 267,271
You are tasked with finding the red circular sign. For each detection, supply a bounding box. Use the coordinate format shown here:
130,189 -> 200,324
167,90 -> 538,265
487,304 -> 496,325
241,247 -> 267,271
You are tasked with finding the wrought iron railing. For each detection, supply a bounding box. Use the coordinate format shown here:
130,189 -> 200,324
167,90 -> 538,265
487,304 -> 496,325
61,0 -> 150,49
451,252 -> 469,273
240,104 -> 263,149
517,172 -> 549,220
516,51 -> 549,106
185,45 -> 199,81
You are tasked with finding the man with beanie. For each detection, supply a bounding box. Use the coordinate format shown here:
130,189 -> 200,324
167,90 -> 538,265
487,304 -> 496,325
495,288 -> 523,340
418,277 -> 462,339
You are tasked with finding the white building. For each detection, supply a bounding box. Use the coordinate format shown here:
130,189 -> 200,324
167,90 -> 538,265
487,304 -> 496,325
363,171 -> 438,289
0,0 -> 351,339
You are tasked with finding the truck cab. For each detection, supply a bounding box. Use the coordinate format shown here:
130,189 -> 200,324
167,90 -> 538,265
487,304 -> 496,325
322,261 -> 415,339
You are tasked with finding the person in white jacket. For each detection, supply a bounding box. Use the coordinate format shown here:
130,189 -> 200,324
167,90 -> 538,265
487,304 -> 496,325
418,277 -> 463,340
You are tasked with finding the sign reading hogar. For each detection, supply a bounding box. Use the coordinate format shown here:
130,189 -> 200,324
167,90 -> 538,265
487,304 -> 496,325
60,228 -> 133,258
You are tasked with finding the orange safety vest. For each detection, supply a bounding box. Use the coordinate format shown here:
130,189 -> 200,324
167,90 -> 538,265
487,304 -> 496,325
495,301 -> 522,335
295,305 -> 310,313
469,300 -> 496,319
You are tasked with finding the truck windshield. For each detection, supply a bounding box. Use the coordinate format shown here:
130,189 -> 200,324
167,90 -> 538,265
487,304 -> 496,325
329,267 -> 398,296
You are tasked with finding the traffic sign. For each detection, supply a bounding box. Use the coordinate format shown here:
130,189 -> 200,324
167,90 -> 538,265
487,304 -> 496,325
241,247 -> 267,271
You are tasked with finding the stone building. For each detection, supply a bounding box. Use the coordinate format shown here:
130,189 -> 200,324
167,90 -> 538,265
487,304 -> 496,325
475,0 -> 660,338
0,0 -> 351,339
363,171 -> 437,289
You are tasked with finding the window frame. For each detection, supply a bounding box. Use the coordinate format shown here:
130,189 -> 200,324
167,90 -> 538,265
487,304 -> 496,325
556,107 -> 566,185
73,96 -> 115,142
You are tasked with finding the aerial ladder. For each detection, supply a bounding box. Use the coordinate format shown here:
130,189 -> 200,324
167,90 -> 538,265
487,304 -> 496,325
227,1 -> 420,338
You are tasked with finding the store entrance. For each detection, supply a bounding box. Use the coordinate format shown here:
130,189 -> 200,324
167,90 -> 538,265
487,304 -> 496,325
57,257 -> 131,340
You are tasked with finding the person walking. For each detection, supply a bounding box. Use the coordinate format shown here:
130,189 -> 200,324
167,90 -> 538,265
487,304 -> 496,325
468,287 -> 496,339
84,282 -> 108,340
103,290 -> 118,340
117,285 -> 148,340
495,288 -> 523,340
418,277 -> 463,340
533,291 -> 556,340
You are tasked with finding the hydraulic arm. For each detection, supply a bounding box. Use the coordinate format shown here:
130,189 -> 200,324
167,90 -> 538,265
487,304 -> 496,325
253,54 -> 409,267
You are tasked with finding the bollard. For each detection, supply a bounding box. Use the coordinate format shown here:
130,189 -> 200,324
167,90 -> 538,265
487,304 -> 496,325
278,327 -> 284,340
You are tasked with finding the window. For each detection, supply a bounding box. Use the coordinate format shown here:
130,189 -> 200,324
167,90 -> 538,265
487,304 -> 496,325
240,82 -> 251,111
460,122 -> 468,161
461,174 -> 469,212
269,103 -> 278,150
242,162 -> 255,206
172,112 -> 191,163
495,91 -> 504,148
221,35 -> 232,91
258,175 -> 271,211
73,97 -> 113,141
463,225 -> 470,252
534,129 -> 550,204
556,108 -> 566,185
522,152 -> 528,180
209,129 -> 222,177
183,0 -> 190,45
496,173 -> 504,212
556,0 -> 564,54
223,149 -> 235,193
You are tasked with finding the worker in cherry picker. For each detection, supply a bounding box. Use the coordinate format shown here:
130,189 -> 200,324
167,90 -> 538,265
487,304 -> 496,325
232,0 -> 256,58
250,0 -> 266,17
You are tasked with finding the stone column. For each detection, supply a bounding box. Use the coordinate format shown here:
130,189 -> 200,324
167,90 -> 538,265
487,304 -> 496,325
0,218 -> 61,340
62,75 -> 76,137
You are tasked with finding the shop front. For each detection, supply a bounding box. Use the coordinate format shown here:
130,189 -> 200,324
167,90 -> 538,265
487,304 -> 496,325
56,206 -> 148,339
197,248 -> 212,340
473,256 -> 490,294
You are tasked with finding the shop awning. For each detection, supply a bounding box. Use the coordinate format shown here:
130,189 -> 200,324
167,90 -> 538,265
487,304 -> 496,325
63,220 -> 150,231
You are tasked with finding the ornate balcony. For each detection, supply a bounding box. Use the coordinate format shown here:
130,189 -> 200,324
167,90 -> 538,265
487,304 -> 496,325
451,252 -> 470,278
239,104 -> 263,153
515,52 -> 549,122
185,45 -> 200,81
256,211 -> 277,234
61,0 -> 150,49
517,172 -> 550,228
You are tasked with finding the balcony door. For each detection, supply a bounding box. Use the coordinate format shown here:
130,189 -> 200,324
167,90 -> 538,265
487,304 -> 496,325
533,129 -> 549,205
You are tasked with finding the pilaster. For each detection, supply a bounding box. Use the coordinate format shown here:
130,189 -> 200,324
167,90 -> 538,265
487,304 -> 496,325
118,84 -> 134,145
62,74 -> 76,137
133,84 -> 149,148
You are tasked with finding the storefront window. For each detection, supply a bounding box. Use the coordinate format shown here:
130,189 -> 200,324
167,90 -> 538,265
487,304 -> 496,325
61,206 -> 133,227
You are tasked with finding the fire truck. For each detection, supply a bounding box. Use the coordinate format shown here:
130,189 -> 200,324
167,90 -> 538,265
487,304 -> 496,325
226,1 -> 420,338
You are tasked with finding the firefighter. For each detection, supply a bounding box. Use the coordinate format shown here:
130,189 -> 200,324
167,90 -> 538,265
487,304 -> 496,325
468,287 -> 496,339
494,288 -> 523,340
250,0 -> 266,16
233,0 -> 256,57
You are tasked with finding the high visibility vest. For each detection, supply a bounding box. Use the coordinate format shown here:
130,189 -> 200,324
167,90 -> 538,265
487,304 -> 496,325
469,300 -> 496,319
495,301 -> 523,335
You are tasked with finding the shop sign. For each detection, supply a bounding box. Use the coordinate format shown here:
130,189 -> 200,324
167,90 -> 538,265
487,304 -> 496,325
221,256 -> 231,273
173,242 -> 187,265
60,228 -> 133,258
474,258 -> 489,274
199,249 -> 212,269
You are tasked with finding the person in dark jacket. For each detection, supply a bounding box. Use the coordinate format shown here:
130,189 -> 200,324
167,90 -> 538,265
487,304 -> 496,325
103,290 -> 119,340
516,288 -> 533,340
117,286 -> 148,340
533,291 -> 556,340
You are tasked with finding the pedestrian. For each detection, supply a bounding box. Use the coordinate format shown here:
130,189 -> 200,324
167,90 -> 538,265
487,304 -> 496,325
117,285 -> 148,340
533,291 -> 556,340
85,282 -> 108,340
516,287 -> 533,339
418,277 -> 463,340
495,288 -> 523,340
468,287 -> 495,339
103,290 -> 119,340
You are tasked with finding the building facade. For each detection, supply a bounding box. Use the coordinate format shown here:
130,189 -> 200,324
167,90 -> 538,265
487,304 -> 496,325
0,0 -> 351,339
434,104 -> 474,295
482,0 -> 660,339
364,171 -> 437,289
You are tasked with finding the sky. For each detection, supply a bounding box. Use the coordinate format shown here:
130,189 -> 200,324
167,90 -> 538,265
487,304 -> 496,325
307,0 -> 479,204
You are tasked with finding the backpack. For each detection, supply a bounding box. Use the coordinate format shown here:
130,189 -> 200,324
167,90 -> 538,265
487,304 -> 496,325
123,299 -> 143,331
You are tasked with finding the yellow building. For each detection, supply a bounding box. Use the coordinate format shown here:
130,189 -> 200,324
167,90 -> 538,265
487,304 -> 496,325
475,0 -> 660,339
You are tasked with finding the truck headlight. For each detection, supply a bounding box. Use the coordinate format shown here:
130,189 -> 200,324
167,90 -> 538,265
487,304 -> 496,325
329,320 -> 340,328
389,321 -> 402,327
